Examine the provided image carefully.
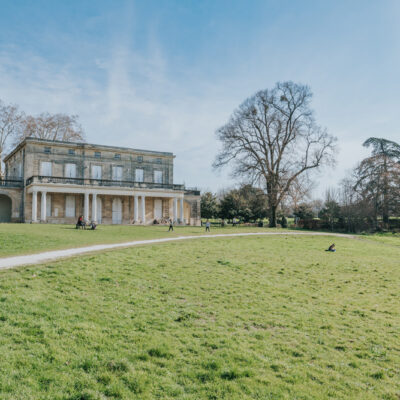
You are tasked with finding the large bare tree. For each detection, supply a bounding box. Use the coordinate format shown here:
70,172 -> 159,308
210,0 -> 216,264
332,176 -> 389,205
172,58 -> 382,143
0,100 -> 24,177
213,81 -> 337,227
16,112 -> 85,144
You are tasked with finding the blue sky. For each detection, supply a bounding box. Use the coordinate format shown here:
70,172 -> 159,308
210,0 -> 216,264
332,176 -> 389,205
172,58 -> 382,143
1,0 -> 399,197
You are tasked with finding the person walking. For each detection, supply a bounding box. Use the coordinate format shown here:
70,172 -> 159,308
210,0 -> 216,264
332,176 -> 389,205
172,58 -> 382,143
205,219 -> 211,232
168,218 -> 174,232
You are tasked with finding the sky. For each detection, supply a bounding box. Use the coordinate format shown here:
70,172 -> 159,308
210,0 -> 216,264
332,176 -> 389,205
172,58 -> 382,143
1,0 -> 400,198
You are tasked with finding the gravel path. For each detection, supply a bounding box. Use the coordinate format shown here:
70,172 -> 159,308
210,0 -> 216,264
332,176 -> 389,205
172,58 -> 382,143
0,231 -> 357,270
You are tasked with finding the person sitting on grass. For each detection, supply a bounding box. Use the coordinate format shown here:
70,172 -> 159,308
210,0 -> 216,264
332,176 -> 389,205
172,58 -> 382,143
76,215 -> 86,230
326,243 -> 336,252
89,221 -> 97,230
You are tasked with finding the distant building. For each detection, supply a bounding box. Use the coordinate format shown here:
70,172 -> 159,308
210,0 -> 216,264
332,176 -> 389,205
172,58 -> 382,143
0,138 -> 201,225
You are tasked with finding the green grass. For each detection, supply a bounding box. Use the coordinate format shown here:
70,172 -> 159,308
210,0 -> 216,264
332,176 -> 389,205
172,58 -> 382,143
0,224 -> 285,257
0,234 -> 399,399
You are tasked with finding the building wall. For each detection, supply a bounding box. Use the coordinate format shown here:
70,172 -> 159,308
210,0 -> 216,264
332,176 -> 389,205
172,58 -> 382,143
16,141 -> 174,185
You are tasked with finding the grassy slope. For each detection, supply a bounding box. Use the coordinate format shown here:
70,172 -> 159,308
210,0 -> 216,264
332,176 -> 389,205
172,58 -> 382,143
0,224 -> 282,258
0,235 -> 399,399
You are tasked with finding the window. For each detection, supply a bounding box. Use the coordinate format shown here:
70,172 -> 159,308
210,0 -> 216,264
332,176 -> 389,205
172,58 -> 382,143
17,162 -> 23,178
68,149 -> 75,155
65,195 -> 75,217
114,153 -> 121,160
137,155 -> 143,163
154,170 -> 163,184
65,163 -> 76,178
40,161 -> 52,176
94,151 -> 101,158
112,166 -> 123,181
44,147 -> 51,154
91,165 -> 102,180
135,168 -> 144,182
156,158 -> 162,164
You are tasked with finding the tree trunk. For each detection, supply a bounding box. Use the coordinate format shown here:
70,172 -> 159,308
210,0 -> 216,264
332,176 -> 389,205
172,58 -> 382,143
269,205 -> 277,227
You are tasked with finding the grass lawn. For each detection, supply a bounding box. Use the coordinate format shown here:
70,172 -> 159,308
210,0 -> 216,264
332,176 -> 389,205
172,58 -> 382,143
0,233 -> 399,399
0,224 -> 284,258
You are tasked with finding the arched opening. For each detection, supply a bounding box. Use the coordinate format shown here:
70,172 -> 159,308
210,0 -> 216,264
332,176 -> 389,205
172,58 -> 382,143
0,194 -> 12,223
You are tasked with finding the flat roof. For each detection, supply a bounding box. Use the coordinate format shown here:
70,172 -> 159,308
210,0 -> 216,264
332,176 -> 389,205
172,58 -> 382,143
4,137 -> 174,161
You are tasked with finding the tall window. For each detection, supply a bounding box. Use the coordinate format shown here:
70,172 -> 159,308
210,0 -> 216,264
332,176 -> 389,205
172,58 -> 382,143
112,166 -> 123,181
65,163 -> 76,178
91,165 -> 102,180
40,161 -> 52,176
17,162 -> 23,177
135,169 -> 144,182
65,195 -> 75,217
154,170 -> 163,184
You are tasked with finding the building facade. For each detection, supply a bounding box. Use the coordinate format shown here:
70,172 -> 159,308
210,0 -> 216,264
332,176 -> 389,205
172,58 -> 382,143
0,138 -> 201,225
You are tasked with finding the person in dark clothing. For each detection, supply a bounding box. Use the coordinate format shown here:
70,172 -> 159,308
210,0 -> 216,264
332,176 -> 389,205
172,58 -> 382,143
205,219 -> 211,232
76,215 -> 86,229
326,243 -> 336,252
168,219 -> 174,232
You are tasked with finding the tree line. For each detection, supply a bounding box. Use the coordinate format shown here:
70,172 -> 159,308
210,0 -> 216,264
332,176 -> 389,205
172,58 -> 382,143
293,138 -> 400,232
212,81 -> 400,232
0,99 -> 85,176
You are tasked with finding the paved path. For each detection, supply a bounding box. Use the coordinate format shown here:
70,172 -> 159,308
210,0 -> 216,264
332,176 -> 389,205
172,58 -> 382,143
0,231 -> 357,270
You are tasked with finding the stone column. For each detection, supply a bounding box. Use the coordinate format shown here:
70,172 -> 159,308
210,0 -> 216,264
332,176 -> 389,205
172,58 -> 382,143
173,197 -> 178,223
40,191 -> 47,222
141,195 -> 146,224
134,195 -> 139,223
84,192 -> 89,223
32,191 -> 38,222
180,197 -> 184,224
92,193 -> 97,223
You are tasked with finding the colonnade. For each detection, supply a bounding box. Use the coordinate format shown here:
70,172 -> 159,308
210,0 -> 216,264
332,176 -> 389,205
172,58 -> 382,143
31,191 -> 185,224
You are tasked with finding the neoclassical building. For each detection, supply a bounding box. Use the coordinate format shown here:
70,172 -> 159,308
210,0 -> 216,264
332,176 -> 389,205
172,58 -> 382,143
0,138 -> 201,225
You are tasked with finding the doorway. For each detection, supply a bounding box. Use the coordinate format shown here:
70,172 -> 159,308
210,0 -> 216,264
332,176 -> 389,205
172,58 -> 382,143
0,195 -> 11,222
112,198 -> 122,224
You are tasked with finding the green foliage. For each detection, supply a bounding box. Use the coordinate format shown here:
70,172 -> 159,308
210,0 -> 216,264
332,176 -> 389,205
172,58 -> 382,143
219,185 -> 268,222
293,203 -> 315,220
200,192 -> 219,219
0,233 -> 399,399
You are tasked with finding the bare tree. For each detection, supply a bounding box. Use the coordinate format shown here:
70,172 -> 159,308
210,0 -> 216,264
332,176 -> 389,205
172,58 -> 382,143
213,81 -> 337,227
16,112 -> 85,144
0,100 -> 24,177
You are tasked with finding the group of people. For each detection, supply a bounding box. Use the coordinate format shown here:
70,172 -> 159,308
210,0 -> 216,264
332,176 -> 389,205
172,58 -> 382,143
76,215 -> 97,230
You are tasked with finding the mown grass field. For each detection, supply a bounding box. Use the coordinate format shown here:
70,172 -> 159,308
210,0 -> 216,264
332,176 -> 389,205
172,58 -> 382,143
0,224 -> 282,257
0,231 -> 399,399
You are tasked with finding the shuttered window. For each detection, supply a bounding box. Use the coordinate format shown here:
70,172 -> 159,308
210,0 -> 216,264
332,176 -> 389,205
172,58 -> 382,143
65,196 -> 75,217
135,169 -> 144,182
154,170 -> 163,184
40,161 -> 52,176
91,165 -> 102,179
65,163 -> 76,178
112,166 -> 123,181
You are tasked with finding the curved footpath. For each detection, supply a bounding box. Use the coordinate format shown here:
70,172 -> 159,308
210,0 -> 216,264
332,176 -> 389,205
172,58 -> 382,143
0,231 -> 357,270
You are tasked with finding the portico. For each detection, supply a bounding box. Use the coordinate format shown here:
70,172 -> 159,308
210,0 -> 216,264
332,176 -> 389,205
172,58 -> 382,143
27,184 -> 187,225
